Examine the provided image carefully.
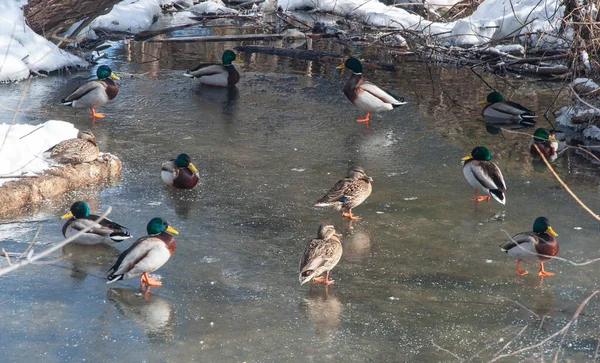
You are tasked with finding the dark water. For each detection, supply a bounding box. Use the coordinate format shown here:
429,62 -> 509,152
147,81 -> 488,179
0,15 -> 600,362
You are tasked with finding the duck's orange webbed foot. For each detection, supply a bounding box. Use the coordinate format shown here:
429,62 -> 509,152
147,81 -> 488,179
90,107 -> 105,118
538,263 -> 555,277
342,210 -> 361,220
355,111 -> 371,125
312,276 -> 326,284
516,260 -> 529,275
146,276 -> 163,286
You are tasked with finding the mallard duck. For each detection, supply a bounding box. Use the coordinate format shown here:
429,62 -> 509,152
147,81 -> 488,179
61,201 -> 132,245
337,57 -> 406,125
61,65 -> 119,119
461,146 -> 507,204
299,224 -> 343,285
161,153 -> 199,189
480,91 -> 536,126
44,130 -> 99,164
183,50 -> 241,87
315,166 -> 373,220
530,128 -> 558,160
500,216 -> 559,276
107,218 -> 178,290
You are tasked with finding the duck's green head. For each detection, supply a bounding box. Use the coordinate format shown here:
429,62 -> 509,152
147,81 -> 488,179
479,91 -> 503,104
533,128 -> 556,141
222,50 -> 239,65
96,65 -> 120,80
317,224 -> 339,240
147,217 -> 179,236
61,201 -> 90,219
533,216 -> 558,236
175,153 -> 198,173
462,146 -> 492,161
337,57 -> 362,73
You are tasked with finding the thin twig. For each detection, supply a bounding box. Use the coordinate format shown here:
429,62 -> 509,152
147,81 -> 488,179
490,289 -> 600,362
533,143 -> 600,221
432,339 -> 464,361
18,224 -> 42,259
2,248 -> 12,266
494,324 -> 529,357
0,207 -> 112,277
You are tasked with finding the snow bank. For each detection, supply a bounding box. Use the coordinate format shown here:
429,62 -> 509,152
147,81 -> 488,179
0,2 -> 87,82
91,0 -> 163,33
279,0 -> 565,47
0,121 -> 80,186
189,0 -> 239,15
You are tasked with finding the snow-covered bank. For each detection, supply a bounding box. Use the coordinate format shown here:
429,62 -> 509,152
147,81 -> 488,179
0,2 -> 87,82
280,0 -> 566,47
555,78 -> 600,142
0,121 -> 79,186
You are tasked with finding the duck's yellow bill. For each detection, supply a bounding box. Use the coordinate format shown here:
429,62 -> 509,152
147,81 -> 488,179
461,155 -> 473,161
336,64 -> 345,70
166,226 -> 179,235
188,163 -> 198,173
61,211 -> 74,219
234,56 -> 243,62
548,134 -> 557,141
110,72 -> 120,80
478,99 -> 487,104
546,226 -> 558,237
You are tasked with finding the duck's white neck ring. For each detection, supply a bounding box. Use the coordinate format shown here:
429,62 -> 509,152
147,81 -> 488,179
224,64 -> 233,67
352,72 -> 362,75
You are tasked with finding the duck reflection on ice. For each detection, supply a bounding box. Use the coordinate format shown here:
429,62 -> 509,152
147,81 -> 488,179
107,287 -> 174,341
299,289 -> 343,338
342,229 -> 371,262
194,86 -> 239,121
62,242 -> 120,280
165,188 -> 200,219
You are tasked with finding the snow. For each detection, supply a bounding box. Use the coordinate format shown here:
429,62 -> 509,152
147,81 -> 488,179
0,1 -> 87,82
0,121 -> 80,186
189,0 -> 239,15
280,0 -> 565,47
91,0 -> 164,33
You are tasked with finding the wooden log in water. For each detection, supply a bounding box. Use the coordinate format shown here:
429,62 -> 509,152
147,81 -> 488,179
146,33 -> 287,43
134,22 -> 203,41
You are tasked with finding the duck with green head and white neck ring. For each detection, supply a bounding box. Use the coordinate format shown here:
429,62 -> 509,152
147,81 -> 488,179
161,153 -> 200,189
530,128 -> 559,161
500,216 -> 559,277
337,57 -> 406,125
461,146 -> 507,205
480,91 -> 536,127
61,65 -> 119,119
61,201 -> 132,245
184,50 -> 241,87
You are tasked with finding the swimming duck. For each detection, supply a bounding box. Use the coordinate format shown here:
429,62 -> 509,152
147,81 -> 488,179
183,50 -> 241,87
315,166 -> 373,220
500,216 -> 559,276
480,91 -> 536,126
61,201 -> 132,245
107,217 -> 178,290
461,146 -> 507,204
529,128 -> 558,161
299,224 -> 343,285
161,153 -> 199,189
61,65 -> 119,119
44,130 -> 99,164
337,57 -> 406,125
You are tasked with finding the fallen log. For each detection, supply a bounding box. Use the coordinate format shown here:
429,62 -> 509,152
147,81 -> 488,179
146,33 -> 286,42
134,22 -> 202,41
0,153 -> 122,214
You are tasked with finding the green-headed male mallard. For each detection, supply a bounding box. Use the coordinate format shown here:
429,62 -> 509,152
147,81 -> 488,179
315,166 -> 373,220
500,216 -> 559,276
61,201 -> 132,245
61,65 -> 119,119
299,224 -> 343,286
462,146 -> 506,204
183,49 -> 241,87
44,130 -> 99,164
107,218 -> 178,291
530,128 -> 558,160
480,91 -> 536,127
337,57 -> 406,125
161,153 -> 199,189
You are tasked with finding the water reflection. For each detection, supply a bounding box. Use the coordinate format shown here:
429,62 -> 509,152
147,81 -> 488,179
165,188 -> 200,218
107,287 -> 175,342
299,289 -> 343,339
194,85 -> 239,121
342,229 -> 371,262
62,242 -> 119,281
